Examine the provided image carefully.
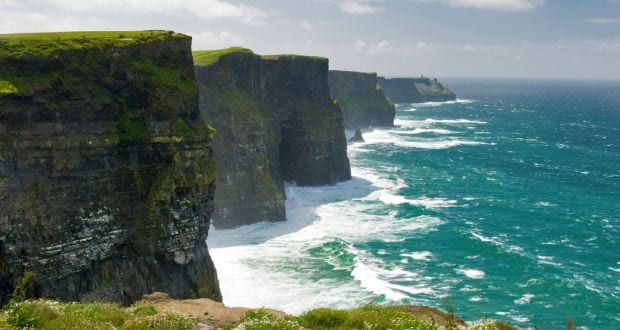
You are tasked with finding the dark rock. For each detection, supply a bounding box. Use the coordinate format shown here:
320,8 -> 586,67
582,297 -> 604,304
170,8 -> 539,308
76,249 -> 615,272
194,50 -> 351,229
0,32 -> 221,305
328,70 -> 395,129
377,76 -> 456,103
349,128 -> 365,143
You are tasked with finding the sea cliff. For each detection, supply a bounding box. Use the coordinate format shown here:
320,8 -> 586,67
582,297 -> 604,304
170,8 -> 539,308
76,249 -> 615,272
328,70 -> 395,129
0,31 -> 221,305
194,48 -> 351,229
378,76 -> 456,103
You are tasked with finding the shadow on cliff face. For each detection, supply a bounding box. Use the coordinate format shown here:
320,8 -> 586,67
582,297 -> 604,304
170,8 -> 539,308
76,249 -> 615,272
207,175 -> 375,248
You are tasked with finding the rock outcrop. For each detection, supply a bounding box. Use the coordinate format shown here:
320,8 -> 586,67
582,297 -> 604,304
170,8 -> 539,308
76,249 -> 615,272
328,70 -> 395,129
0,31 -> 221,305
194,48 -> 351,229
377,76 -> 456,103
349,128 -> 365,143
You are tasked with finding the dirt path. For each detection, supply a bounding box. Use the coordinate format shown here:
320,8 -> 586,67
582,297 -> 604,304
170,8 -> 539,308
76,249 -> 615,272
142,292 -> 285,329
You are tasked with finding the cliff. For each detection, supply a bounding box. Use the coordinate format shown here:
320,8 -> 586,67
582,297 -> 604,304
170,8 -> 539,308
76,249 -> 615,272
0,31 -> 221,305
377,76 -> 456,103
194,48 -> 351,229
328,70 -> 395,129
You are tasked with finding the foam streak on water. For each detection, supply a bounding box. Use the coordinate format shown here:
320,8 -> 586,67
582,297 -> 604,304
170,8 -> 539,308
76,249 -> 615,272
209,81 -> 620,328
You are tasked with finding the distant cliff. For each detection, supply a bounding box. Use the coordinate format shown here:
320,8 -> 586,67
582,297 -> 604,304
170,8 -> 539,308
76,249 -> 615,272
328,70 -> 395,129
0,31 -> 221,305
194,48 -> 351,229
378,77 -> 456,103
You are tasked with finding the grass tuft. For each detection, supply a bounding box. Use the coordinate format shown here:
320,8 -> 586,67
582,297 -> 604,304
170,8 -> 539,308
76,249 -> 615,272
192,47 -> 254,66
0,300 -> 196,330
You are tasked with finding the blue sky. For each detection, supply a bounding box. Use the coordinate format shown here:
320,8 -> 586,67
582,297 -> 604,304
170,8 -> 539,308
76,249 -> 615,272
1,0 -> 619,79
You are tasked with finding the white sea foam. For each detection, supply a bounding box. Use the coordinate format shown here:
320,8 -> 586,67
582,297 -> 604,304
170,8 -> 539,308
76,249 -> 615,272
514,294 -> 534,305
362,130 -> 490,150
511,315 -> 530,323
393,128 -> 458,135
209,162 -> 447,313
401,251 -> 433,261
395,118 -> 487,128
456,268 -> 486,279
351,257 -> 407,301
537,255 -> 562,267
470,232 -> 525,255
459,285 -> 480,292
393,140 -> 490,149
414,99 -> 475,107
536,201 -> 557,207
365,190 -> 457,209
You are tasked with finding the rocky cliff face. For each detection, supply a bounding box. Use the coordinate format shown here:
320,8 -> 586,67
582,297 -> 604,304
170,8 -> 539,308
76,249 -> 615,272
328,70 -> 395,129
0,31 -> 221,305
377,77 -> 456,103
194,49 -> 351,229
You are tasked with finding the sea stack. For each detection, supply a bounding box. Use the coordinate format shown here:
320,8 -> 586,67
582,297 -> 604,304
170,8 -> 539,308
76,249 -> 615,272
349,127 -> 365,143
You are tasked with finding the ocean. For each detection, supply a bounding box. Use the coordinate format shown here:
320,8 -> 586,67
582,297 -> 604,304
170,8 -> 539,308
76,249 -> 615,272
208,79 -> 620,329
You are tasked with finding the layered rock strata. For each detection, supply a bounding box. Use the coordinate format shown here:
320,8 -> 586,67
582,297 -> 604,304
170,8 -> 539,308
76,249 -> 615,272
194,48 -> 351,229
0,31 -> 221,305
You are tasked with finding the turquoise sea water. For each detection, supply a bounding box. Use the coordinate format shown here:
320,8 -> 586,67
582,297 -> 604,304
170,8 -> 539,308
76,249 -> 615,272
209,79 -> 620,328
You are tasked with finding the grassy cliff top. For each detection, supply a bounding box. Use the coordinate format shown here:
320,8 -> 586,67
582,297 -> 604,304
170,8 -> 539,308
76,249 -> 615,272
192,47 -> 327,66
330,69 -> 378,76
0,30 -> 186,58
261,54 -> 327,61
192,47 -> 254,66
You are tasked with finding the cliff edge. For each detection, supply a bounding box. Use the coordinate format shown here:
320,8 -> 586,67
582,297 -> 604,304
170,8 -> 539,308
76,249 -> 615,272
0,31 -> 221,305
194,48 -> 351,229
378,76 -> 456,103
328,70 -> 395,129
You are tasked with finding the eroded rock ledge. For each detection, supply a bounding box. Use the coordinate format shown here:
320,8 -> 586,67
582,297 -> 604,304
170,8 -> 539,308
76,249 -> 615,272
328,70 -> 395,129
194,48 -> 351,229
0,31 -> 221,305
378,76 -> 456,103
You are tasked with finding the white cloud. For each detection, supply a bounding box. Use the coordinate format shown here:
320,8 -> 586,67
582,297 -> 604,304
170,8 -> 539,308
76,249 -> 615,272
372,40 -> 394,52
192,30 -> 243,49
354,40 -> 369,51
341,1 -> 383,14
354,39 -> 395,53
0,0 -> 22,9
299,20 -> 316,30
417,0 -> 543,11
417,41 -> 429,50
587,17 -> 620,24
8,0 -> 272,24
0,9 -> 99,33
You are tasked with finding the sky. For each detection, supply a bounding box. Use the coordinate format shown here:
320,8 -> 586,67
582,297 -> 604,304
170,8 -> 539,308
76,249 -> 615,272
1,0 -> 619,79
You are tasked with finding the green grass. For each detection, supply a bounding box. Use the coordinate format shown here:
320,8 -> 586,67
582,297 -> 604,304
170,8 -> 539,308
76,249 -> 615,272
192,47 -> 253,66
0,300 -> 196,330
192,48 -> 327,66
0,31 -> 169,40
0,79 -> 17,94
261,54 -> 327,61
0,30 -> 185,59
129,59 -> 197,96
232,305 -> 516,330
298,305 -> 437,330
